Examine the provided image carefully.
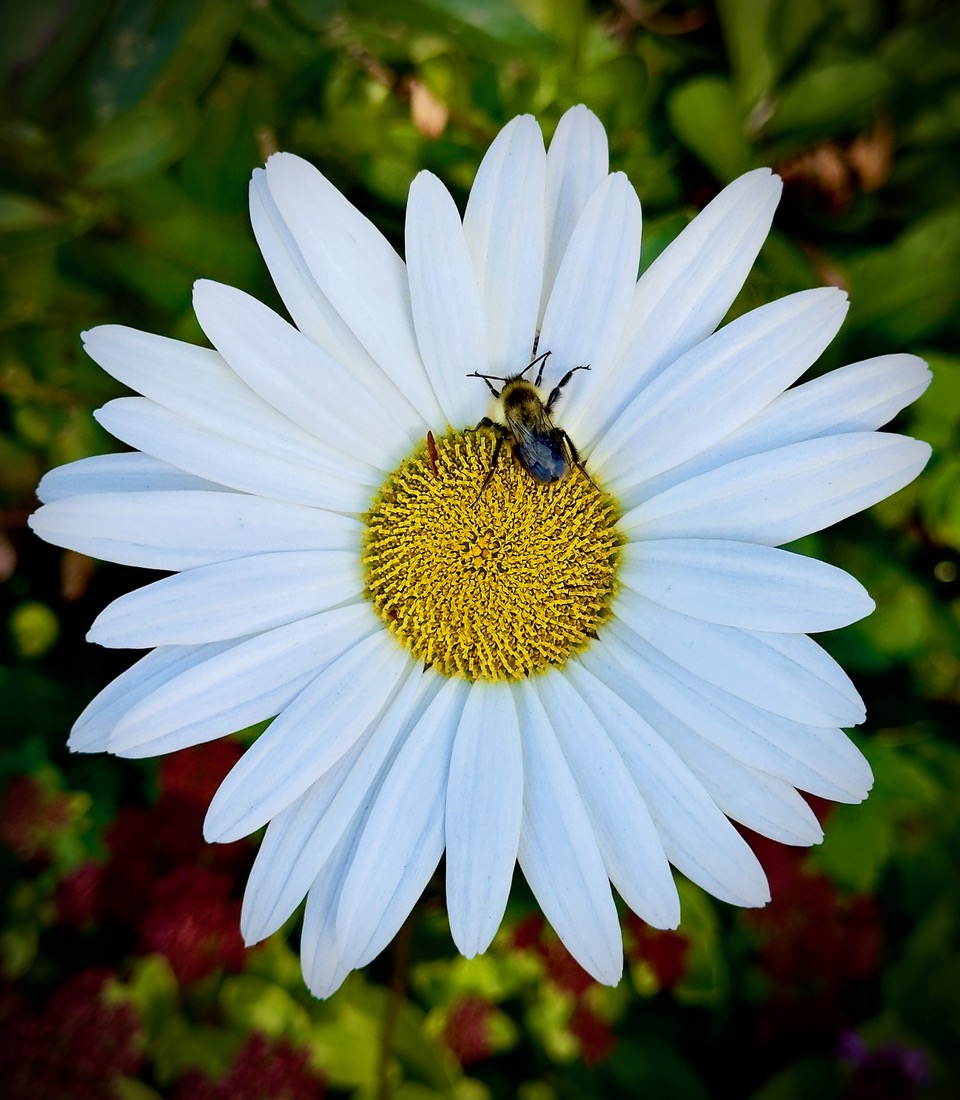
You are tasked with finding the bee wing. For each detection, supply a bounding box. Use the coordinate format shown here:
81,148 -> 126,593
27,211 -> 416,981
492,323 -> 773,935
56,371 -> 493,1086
504,403 -> 553,442
505,408 -> 568,482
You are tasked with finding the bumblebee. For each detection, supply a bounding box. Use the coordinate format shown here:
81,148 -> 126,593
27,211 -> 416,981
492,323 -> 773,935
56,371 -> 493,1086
467,350 -> 590,495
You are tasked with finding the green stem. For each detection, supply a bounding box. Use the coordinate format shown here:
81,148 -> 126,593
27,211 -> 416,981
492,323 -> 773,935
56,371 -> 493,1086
376,910 -> 415,1100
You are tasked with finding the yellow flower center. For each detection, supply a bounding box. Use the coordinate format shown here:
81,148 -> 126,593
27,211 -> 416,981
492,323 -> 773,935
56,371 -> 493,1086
363,428 -> 622,681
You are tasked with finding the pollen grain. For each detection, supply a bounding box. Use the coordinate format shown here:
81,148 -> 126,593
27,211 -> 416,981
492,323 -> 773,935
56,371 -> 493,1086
363,429 -> 621,682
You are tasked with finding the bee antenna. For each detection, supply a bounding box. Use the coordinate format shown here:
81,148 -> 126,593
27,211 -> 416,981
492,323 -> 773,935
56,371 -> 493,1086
520,350 -> 551,380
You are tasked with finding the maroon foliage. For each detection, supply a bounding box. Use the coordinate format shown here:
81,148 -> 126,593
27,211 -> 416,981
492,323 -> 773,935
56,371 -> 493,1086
138,865 -> 246,984
173,1032 -> 324,1100
0,969 -> 142,1100
443,995 -> 495,1065
624,913 -> 691,989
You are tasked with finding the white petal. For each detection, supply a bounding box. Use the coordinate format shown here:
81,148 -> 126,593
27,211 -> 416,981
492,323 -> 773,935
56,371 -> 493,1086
243,769 -> 355,947
241,665 -> 432,943
300,829 -> 358,999
582,168 -> 782,445
107,603 -> 377,756
512,678 -> 623,985
622,433 -> 931,545
29,490 -> 363,571
95,398 -> 371,513
599,618 -> 873,801
757,352 -> 932,438
405,171 -> 489,429
250,167 -> 335,346
533,671 -> 680,929
37,452 -> 228,503
563,661 -> 770,908
594,288 -> 848,483
463,115 -> 546,373
445,681 -> 523,957
579,643 -> 822,845
193,280 -> 422,470
633,353 -> 932,504
621,538 -> 874,632
67,642 -> 234,753
336,676 -> 468,968
702,762 -> 824,845
540,105 -> 609,320
251,168 -> 398,404
88,550 -> 363,647
612,590 -> 864,727
537,173 -> 641,399
204,630 -> 414,842
263,152 -> 445,426
81,325 -> 378,484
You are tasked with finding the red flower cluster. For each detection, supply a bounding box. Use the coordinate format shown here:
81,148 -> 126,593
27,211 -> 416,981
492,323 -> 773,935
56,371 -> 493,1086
0,774 -> 76,865
138,865 -> 246,983
442,995 -> 496,1065
512,913 -> 594,997
173,1032 -> 324,1100
55,741 -> 251,984
0,969 -> 142,1100
510,913 -> 615,1065
624,913 -> 691,990
744,831 -> 884,1051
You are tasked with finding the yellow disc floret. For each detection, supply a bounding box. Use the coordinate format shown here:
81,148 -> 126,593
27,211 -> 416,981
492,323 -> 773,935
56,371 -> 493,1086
363,428 -> 621,681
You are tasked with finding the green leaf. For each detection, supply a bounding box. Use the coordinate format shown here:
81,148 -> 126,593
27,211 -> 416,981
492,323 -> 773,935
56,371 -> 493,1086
86,0 -> 201,119
881,5 -> 960,86
748,1056 -> 839,1100
673,879 -> 726,1006
766,60 -> 892,137
920,455 -> 960,553
910,352 -> 960,454
813,742 -> 942,892
153,1017 -> 240,1083
356,984 -> 460,1091
609,1036 -> 710,1100
0,0 -> 109,110
109,953 -> 179,1035
814,797 -> 896,892
716,0 -> 779,110
844,206 -> 960,343
77,100 -> 199,187
347,0 -> 555,60
885,901 -> 960,1050
767,0 -> 829,76
0,193 -> 62,233
903,88 -> 960,146
666,76 -> 753,182
112,1080 -> 165,1100
219,973 -> 314,1040
280,0 -> 343,31
0,434 -> 40,499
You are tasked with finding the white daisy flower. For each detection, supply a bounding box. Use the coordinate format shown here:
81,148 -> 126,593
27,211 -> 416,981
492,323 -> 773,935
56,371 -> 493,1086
30,106 -> 931,997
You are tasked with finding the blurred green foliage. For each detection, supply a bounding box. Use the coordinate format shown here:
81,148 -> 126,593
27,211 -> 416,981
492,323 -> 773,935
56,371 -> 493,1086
1,0 -> 959,1097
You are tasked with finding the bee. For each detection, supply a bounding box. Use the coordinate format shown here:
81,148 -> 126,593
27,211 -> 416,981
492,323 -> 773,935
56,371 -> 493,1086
467,350 -> 591,496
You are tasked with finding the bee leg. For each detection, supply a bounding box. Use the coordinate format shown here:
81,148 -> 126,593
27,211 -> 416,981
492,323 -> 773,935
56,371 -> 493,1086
523,349 -> 551,384
476,428 -> 507,499
466,372 -> 504,398
467,416 -> 497,434
545,364 -> 591,412
561,430 -> 596,486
